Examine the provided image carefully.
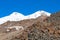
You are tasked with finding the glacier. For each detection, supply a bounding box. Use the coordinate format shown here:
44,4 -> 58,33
0,10 -> 51,24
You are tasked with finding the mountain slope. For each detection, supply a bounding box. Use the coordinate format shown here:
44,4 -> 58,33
0,12 -> 60,40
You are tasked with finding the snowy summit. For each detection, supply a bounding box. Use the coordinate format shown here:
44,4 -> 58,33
0,10 -> 51,24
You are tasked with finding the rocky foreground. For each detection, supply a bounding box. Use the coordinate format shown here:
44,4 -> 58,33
0,12 -> 60,40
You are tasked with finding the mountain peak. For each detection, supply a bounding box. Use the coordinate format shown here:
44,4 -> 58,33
36,10 -> 51,17
10,12 -> 24,17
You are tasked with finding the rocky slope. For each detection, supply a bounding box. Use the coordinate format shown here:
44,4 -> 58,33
0,12 -> 60,40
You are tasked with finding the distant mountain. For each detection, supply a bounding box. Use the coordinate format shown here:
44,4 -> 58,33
0,10 -> 51,24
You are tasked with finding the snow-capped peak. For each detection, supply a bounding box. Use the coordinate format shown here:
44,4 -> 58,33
27,10 -> 51,19
10,12 -> 24,17
8,12 -> 25,21
0,10 -> 51,24
40,10 -> 51,16
0,12 -> 25,24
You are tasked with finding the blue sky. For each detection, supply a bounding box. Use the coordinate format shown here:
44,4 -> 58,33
0,0 -> 60,18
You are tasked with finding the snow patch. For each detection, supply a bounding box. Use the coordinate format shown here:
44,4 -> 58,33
6,26 -> 24,31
